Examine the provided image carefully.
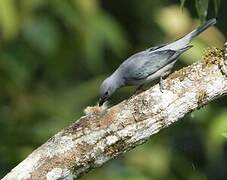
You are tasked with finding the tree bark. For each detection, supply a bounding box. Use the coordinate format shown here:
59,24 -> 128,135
3,49 -> 227,180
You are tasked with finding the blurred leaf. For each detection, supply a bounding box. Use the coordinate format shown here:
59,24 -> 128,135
213,0 -> 221,16
51,0 -> 128,73
83,14 -> 128,73
20,0 -> 46,18
0,0 -> 19,40
74,0 -> 99,16
126,144 -> 170,179
0,52 -> 29,94
50,0 -> 81,29
206,110 -> 227,157
209,111 -> 227,140
222,132 -> 227,138
22,17 -> 60,56
180,0 -> 187,9
155,5 -> 191,38
100,14 -> 128,56
195,0 -> 209,23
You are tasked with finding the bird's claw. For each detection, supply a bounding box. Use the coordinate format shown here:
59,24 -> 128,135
159,76 -> 164,93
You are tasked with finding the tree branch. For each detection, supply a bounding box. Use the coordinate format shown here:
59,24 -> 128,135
3,48 -> 227,180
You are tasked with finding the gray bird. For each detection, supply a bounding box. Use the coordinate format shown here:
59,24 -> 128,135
99,18 -> 216,106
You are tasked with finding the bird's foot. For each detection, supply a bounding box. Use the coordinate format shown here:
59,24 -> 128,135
159,76 -> 164,93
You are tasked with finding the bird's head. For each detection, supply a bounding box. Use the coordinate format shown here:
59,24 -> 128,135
99,77 -> 117,106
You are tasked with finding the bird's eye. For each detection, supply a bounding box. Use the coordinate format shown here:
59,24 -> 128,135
105,92 -> 108,95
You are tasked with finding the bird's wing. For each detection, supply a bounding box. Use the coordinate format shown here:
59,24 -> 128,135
122,49 -> 177,81
147,42 -> 168,52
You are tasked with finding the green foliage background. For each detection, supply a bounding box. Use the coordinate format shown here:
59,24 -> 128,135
0,0 -> 227,179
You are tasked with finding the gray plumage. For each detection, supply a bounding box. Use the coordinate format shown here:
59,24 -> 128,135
99,18 -> 217,106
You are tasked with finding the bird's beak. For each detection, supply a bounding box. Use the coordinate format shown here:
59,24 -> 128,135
99,97 -> 105,106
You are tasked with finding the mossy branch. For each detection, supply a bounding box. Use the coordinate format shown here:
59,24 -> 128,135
3,48 -> 227,180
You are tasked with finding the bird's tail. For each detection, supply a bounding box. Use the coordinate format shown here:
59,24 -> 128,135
165,18 -> 217,51
183,18 -> 217,42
